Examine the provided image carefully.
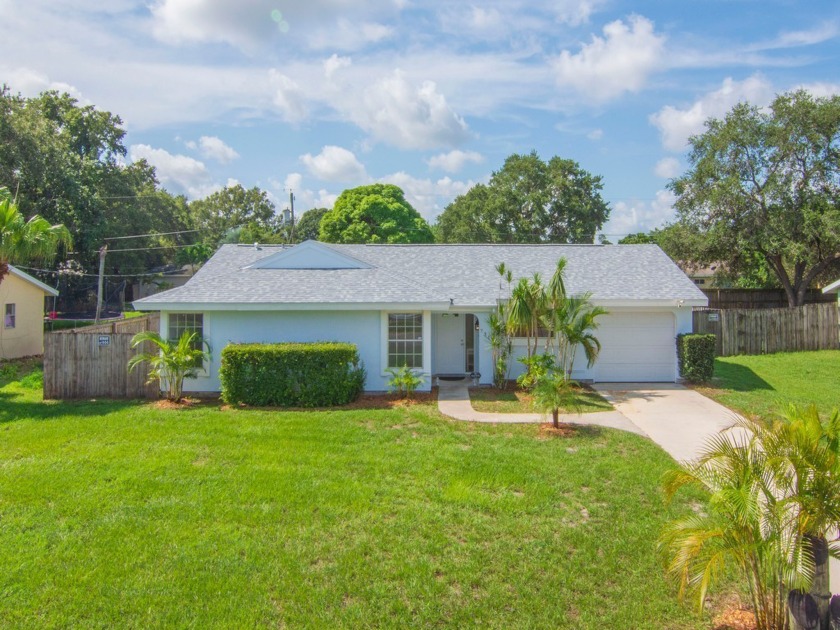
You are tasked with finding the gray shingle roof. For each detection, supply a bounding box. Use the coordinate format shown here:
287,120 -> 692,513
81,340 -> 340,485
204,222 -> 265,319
134,242 -> 707,308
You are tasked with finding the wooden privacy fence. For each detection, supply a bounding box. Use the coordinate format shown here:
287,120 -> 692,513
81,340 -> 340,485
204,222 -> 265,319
44,314 -> 160,399
701,288 -> 835,309
693,303 -> 839,357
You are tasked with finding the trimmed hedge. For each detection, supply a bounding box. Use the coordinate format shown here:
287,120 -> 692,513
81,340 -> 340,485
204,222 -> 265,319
220,342 -> 365,407
676,333 -> 716,382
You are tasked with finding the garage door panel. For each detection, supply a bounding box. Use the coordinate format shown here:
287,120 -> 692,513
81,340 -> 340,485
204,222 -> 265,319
595,312 -> 676,382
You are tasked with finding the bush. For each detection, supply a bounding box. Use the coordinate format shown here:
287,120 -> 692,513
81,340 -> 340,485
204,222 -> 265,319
676,333 -> 716,382
386,365 -> 424,399
220,342 -> 365,407
516,353 -> 556,390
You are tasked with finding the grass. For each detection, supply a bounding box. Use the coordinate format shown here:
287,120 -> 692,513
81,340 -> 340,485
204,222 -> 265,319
0,360 -> 713,629
694,349 -> 840,420
469,384 -> 613,415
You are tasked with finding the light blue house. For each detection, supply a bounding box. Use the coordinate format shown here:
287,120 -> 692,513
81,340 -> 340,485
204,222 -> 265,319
132,240 -> 707,393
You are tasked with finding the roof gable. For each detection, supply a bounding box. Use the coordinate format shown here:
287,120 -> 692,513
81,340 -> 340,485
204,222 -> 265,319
246,240 -> 373,270
8,265 -> 59,296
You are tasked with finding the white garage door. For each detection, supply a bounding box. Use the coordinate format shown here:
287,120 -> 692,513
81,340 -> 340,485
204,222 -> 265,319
595,311 -> 676,382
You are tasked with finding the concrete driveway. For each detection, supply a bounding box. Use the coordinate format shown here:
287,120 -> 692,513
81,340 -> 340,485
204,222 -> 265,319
592,383 -> 748,463
592,382 -> 839,589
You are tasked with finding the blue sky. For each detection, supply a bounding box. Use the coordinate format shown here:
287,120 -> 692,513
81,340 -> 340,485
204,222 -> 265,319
2,0 -> 839,239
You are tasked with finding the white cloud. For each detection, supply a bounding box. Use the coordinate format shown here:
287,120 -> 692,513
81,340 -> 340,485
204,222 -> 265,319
323,54 -> 351,79
794,82 -> 840,98
300,146 -> 368,183
654,157 -> 681,179
269,70 -> 308,123
554,0 -> 604,26
344,70 -> 470,149
274,173 -> 338,211
553,15 -> 665,102
650,74 -> 774,151
378,172 -> 474,219
5,67 -> 87,102
129,144 -> 218,198
604,189 -> 676,237
187,135 -> 239,164
427,150 -> 483,173
587,128 -> 603,141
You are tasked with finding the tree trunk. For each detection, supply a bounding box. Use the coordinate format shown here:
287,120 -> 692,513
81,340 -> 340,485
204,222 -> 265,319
0,260 -> 8,286
552,408 -> 559,429
808,535 -> 831,630
829,595 -> 840,630
789,590 -> 819,630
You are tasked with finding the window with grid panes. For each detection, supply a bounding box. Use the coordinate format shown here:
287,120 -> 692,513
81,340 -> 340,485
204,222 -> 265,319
387,313 -> 423,368
168,313 -> 204,369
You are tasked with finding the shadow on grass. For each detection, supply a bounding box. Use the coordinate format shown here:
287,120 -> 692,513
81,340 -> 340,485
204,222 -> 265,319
713,360 -> 774,392
0,391 -> 147,424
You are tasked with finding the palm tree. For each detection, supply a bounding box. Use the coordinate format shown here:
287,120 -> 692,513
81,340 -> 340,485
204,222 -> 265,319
0,187 -> 72,286
661,407 -> 840,630
127,331 -> 210,402
558,295 -> 608,380
531,370 -> 580,429
507,274 -> 545,360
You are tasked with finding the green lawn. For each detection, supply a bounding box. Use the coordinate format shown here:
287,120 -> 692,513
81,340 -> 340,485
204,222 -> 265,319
0,362 -> 712,628
469,385 -> 613,415
695,350 -> 840,420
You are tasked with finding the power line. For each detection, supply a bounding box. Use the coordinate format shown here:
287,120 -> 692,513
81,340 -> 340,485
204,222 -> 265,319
104,229 -> 199,241
105,243 -> 199,253
14,264 -> 188,279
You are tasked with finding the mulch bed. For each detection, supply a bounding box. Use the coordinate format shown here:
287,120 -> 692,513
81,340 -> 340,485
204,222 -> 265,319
537,423 -> 578,438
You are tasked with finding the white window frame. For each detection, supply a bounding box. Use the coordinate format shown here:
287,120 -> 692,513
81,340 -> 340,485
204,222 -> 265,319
4,303 -> 15,329
165,311 -> 209,376
380,311 -> 431,376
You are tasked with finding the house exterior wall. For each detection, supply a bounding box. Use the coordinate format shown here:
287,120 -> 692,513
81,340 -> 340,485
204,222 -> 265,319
161,304 -> 692,393
164,309 -> 440,394
0,272 -> 48,359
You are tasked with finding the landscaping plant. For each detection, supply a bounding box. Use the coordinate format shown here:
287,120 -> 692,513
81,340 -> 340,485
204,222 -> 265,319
531,369 -> 581,429
660,405 -> 840,630
127,330 -> 210,402
219,342 -> 365,407
386,364 -> 424,400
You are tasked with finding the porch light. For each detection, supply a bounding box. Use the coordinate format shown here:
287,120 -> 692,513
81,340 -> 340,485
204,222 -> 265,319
474,319 -> 480,331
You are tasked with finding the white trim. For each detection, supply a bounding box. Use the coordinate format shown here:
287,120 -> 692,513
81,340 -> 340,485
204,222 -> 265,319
823,278 -> 840,294
166,311 -> 210,377
380,310 -> 431,377
134,301 -> 450,312
8,265 -> 59,296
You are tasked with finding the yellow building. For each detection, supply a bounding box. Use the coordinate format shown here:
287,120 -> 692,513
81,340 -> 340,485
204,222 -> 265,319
0,265 -> 59,359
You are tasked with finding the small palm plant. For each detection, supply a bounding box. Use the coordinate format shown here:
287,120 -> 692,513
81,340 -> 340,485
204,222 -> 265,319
531,369 -> 581,429
660,406 -> 840,630
127,331 -> 210,402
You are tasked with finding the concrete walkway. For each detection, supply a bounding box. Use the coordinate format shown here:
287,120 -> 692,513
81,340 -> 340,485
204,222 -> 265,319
436,379 -> 646,435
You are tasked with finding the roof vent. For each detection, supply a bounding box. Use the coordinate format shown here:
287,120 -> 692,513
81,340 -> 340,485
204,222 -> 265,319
254,242 -> 260,250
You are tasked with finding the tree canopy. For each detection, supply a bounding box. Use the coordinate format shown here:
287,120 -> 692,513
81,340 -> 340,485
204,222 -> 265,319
436,151 -> 610,244
294,207 -> 329,242
319,184 -> 434,244
670,90 -> 840,306
0,187 -> 71,286
0,87 -> 192,286
189,184 -> 277,247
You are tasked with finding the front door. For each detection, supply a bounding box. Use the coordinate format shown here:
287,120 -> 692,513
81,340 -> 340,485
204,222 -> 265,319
434,314 -> 465,374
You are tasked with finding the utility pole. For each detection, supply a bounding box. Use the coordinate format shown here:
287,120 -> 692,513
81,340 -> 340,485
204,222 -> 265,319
95,245 -> 107,323
288,190 -> 296,243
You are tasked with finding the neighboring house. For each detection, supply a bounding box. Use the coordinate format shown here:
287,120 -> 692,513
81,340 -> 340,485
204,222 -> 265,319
687,264 -> 722,288
824,278 -> 840,303
131,265 -> 196,301
132,241 -> 708,393
0,265 -> 59,359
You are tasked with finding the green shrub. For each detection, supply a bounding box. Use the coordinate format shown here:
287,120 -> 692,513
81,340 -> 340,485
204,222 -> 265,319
516,353 -> 556,390
676,333 -> 716,382
386,365 -> 424,399
219,342 -> 365,407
